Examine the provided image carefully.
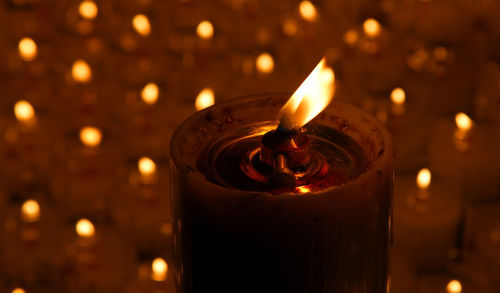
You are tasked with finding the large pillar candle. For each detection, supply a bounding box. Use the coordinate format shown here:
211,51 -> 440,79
170,94 -> 393,293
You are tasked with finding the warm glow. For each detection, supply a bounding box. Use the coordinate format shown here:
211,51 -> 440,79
282,19 -> 297,36
141,83 -> 159,104
343,29 -> 359,46
79,0 -> 98,19
79,126 -> 102,147
256,52 -> 274,74
195,88 -> 215,111
72,60 -> 92,83
196,20 -> 214,39
391,88 -> 406,105
138,156 -> 156,176
21,199 -> 40,222
14,100 -> 35,123
416,168 -> 431,189
151,257 -> 168,281
18,37 -> 37,61
455,112 -> 472,131
278,57 -> 335,131
12,289 -> 25,293
299,1 -> 317,22
363,18 -> 381,38
133,14 -> 151,36
446,280 -> 462,293
76,218 -> 95,238
297,186 -> 310,193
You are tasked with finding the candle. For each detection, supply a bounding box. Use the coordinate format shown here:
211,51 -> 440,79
72,60 -> 92,83
195,88 -> 215,111
394,168 -> 462,270
76,218 -> 95,239
78,0 -> 98,20
447,280 -> 462,293
196,21 -> 214,40
141,83 -> 159,105
299,1 -> 318,22
256,52 -> 274,74
363,18 -> 382,39
132,14 -> 151,36
151,257 -> 168,282
14,100 -> 36,127
170,59 -> 393,292
79,126 -> 102,148
390,87 -> 406,116
18,37 -> 37,61
21,199 -> 40,223
138,156 -> 157,184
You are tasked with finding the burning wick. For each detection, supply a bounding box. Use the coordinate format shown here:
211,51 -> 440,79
196,20 -> 214,40
256,53 -> 274,74
79,0 -> 98,19
138,156 -> 157,184
363,18 -> 381,38
446,280 -> 462,293
151,257 -> 168,281
454,112 -> 472,151
133,14 -> 151,36
72,60 -> 92,83
390,87 -> 406,115
299,1 -> 317,22
21,199 -> 40,222
80,126 -> 102,147
76,218 -> 95,238
195,88 -> 215,111
18,37 -> 37,61
141,83 -> 159,104
416,168 -> 431,200
14,100 -> 36,125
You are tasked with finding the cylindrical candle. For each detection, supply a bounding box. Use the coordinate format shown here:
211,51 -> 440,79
170,94 -> 393,292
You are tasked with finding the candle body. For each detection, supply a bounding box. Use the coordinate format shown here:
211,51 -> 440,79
170,94 -> 393,293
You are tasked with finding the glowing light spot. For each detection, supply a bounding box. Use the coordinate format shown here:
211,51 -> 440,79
196,20 -> 214,40
455,113 -> 472,131
76,219 -> 95,238
299,1 -> 317,22
79,126 -> 102,147
390,88 -> 406,105
79,0 -> 98,19
18,37 -> 37,61
256,53 -> 274,74
71,60 -> 92,83
446,280 -> 462,293
282,19 -> 297,36
151,257 -> 168,281
343,29 -> 359,46
12,289 -> 26,293
363,18 -> 381,38
133,14 -> 151,36
416,168 -> 431,190
195,88 -> 215,111
138,156 -> 156,176
14,100 -> 35,123
297,186 -> 310,193
141,83 -> 159,104
433,46 -> 448,61
21,199 -> 40,222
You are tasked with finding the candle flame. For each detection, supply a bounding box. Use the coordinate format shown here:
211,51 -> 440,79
76,218 -> 95,237
296,186 -> 310,193
446,280 -> 462,293
14,100 -> 35,123
141,83 -> 159,104
416,168 -> 431,189
363,18 -> 381,38
278,57 -> 335,131
12,289 -> 25,293
80,126 -> 102,147
138,156 -> 156,176
256,53 -> 274,74
133,14 -> 151,36
299,1 -> 317,21
196,20 -> 214,39
79,0 -> 98,19
195,88 -> 215,111
455,112 -> 472,131
72,60 -> 92,83
151,257 -> 168,281
391,88 -> 406,105
18,37 -> 37,61
21,199 -> 40,222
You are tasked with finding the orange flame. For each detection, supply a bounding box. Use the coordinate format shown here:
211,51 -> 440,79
278,57 -> 335,131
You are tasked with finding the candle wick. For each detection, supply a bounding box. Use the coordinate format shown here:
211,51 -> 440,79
269,154 -> 296,191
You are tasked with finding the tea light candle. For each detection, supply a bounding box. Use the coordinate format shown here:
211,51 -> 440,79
447,280 -> 463,293
195,88 -> 215,111
79,126 -> 102,149
14,100 -> 37,128
75,218 -> 96,252
394,168 -> 462,270
428,113 -> 500,202
20,199 -> 40,243
363,18 -> 382,39
390,87 -> 405,116
18,37 -> 37,61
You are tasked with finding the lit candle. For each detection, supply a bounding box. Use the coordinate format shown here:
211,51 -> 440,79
72,60 -> 92,83
14,100 -> 36,126
446,280 -> 462,293
138,156 -> 157,184
18,37 -> 37,61
390,87 -> 406,116
196,20 -> 214,40
415,168 -> 431,200
78,0 -> 98,20
453,112 -> 473,151
151,257 -> 168,281
195,88 -> 215,111
141,83 -> 159,105
299,1 -> 317,22
256,52 -> 274,74
132,14 -> 151,36
363,18 -> 382,38
76,218 -> 95,239
21,199 -> 40,223
11,288 -> 25,293
79,126 -> 102,148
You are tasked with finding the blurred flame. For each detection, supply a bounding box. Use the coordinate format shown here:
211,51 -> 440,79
12,289 -> 25,293
76,219 -> 95,237
446,280 -> 462,293
133,14 -> 151,36
455,112 -> 472,131
363,18 -> 381,38
80,126 -> 102,147
343,29 -> 359,46
195,88 -> 215,111
141,83 -> 159,104
416,168 -> 431,189
79,0 -> 98,19
138,156 -> 156,176
21,199 -> 40,222
296,186 -> 310,193
278,57 -> 335,131
282,19 -> 297,36
299,1 -> 317,21
196,20 -> 214,39
256,53 -> 274,74
72,60 -> 92,83
391,88 -> 406,105
18,37 -> 37,61
14,100 -> 35,123
152,257 -> 168,281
